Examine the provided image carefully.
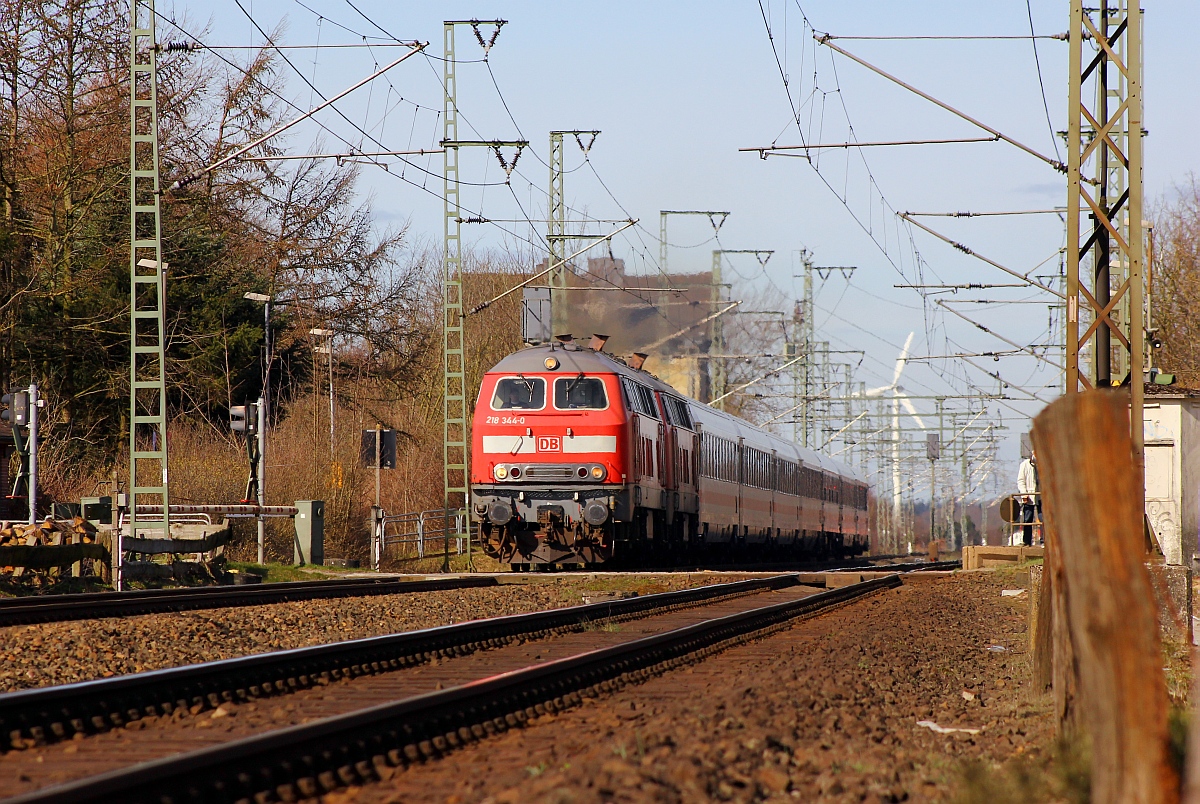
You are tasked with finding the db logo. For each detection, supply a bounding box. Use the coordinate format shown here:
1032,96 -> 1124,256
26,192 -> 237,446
537,436 -> 562,452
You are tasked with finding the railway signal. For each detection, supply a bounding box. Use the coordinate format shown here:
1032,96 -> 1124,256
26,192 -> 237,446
2,385 -> 39,523
362,427 -> 397,569
230,401 -> 263,507
1,390 -> 29,427
229,403 -> 259,435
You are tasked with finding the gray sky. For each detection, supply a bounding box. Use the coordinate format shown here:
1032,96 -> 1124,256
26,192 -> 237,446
185,1 -> 1200,490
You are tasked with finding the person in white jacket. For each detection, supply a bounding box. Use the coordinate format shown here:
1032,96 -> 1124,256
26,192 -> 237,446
1017,450 -> 1040,546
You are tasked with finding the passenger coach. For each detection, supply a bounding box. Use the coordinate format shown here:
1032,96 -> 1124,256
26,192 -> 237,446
470,336 -> 872,567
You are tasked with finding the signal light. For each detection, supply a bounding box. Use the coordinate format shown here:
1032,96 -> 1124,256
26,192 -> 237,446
230,403 -> 259,435
1,391 -> 29,427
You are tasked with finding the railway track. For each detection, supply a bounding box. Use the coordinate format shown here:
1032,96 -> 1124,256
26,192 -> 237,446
0,576 -> 500,627
0,573 -> 900,803
830,559 -> 961,573
0,574 -> 802,751
606,556 -> 962,574
0,558 -> 957,629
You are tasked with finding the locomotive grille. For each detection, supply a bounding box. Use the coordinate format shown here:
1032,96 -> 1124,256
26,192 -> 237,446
523,465 -> 575,480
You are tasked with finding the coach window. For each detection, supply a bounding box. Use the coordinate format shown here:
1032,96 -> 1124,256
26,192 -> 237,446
491,376 -> 545,410
554,375 -> 609,409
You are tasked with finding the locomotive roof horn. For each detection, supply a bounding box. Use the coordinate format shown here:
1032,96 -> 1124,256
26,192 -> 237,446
590,333 -> 610,352
629,352 -> 648,370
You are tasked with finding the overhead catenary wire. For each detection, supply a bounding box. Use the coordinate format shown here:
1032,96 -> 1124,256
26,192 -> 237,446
935,301 -> 1063,370
742,136 -> 1000,155
898,213 -> 1065,298
465,221 -> 638,316
902,209 -> 1065,217
158,13 -> 692,348
154,10 -> 591,277
166,42 -> 428,192
953,354 -> 1051,404
236,1 -> 1022,492
814,35 -> 1066,173
1024,0 -> 1063,163
819,34 -> 1067,41
754,0 -> 952,346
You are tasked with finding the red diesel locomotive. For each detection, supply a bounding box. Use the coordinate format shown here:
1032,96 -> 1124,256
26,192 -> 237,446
470,337 -> 872,567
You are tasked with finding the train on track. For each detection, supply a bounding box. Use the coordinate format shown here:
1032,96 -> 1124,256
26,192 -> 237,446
471,336 -> 874,568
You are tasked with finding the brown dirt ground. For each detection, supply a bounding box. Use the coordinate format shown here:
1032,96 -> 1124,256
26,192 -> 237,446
329,571 -> 1051,803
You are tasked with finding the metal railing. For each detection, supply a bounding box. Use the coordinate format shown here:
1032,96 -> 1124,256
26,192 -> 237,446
1001,491 -> 1042,545
371,508 -> 467,568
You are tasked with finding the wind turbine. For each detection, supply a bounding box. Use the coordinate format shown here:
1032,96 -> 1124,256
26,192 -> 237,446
864,332 -> 927,550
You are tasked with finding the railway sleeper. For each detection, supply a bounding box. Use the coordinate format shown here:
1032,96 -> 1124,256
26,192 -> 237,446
317,769 -> 339,792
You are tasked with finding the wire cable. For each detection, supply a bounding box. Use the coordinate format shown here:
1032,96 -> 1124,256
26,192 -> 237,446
1025,0 -> 1063,163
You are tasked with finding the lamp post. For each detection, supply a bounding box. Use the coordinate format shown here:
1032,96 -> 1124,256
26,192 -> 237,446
310,328 -> 335,457
243,292 -> 272,564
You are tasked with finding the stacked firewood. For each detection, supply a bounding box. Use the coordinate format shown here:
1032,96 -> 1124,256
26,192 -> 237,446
0,517 -> 99,547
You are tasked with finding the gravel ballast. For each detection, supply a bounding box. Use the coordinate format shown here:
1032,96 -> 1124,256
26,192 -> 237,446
334,571 -> 1049,803
0,573 -> 764,692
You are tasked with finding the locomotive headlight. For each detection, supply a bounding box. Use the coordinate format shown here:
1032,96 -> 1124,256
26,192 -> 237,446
590,465 -> 606,480
494,465 -> 508,480
544,356 -> 559,370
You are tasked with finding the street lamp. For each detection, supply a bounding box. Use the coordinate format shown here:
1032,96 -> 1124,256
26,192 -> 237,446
310,328 -> 335,456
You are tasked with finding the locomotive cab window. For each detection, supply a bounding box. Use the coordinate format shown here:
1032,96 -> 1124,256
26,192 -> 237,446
491,376 -> 545,410
554,375 -> 608,409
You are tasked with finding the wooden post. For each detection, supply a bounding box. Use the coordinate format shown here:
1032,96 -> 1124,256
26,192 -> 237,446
1032,390 -> 1177,803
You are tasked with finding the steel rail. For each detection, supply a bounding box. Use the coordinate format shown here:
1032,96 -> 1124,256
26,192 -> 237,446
0,576 -> 500,627
7,575 -> 901,804
0,575 -> 803,751
826,560 -> 962,573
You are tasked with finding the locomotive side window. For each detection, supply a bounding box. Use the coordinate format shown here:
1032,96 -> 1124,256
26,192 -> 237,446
661,396 -> 694,429
637,385 -> 660,419
554,375 -> 608,409
491,376 -> 545,410
620,377 -> 660,419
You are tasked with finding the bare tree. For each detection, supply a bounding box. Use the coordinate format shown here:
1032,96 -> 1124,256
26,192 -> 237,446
1151,175 -> 1200,386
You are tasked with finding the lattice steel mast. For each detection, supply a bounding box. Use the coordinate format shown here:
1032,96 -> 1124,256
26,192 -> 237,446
1066,0 -> 1144,452
710,249 -> 772,410
441,20 -> 526,571
128,0 -> 170,553
548,130 -> 598,335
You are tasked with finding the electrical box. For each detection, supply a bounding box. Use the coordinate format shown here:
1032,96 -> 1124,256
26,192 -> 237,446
294,499 -> 325,566
80,496 -> 113,526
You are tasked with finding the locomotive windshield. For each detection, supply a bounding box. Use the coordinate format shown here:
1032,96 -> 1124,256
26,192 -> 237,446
554,375 -> 608,409
491,376 -> 545,410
